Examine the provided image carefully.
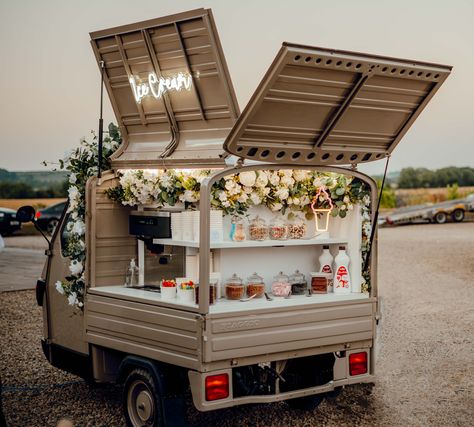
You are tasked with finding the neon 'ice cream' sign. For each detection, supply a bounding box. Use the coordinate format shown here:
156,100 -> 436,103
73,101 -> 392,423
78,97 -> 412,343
129,72 -> 192,103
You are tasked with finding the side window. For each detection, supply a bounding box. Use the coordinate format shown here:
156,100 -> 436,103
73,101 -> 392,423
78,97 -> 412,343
60,214 -> 75,258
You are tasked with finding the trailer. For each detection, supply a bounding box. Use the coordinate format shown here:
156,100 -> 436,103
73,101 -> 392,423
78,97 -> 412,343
386,196 -> 473,225
16,9 -> 451,427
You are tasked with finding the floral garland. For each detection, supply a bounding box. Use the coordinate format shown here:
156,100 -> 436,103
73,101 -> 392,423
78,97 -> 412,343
106,169 -> 373,292
51,123 -> 122,309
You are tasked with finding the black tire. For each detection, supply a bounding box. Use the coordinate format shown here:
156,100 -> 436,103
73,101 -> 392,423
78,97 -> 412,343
47,219 -> 59,235
286,394 -> 324,410
434,212 -> 447,224
451,209 -> 465,223
123,368 -> 163,427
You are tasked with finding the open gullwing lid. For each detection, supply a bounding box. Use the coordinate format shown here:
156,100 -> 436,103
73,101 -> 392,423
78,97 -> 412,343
90,8 -> 240,168
224,43 -> 451,165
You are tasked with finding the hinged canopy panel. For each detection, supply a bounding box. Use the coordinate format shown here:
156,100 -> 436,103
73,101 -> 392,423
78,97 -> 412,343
90,9 -> 240,168
224,43 -> 451,165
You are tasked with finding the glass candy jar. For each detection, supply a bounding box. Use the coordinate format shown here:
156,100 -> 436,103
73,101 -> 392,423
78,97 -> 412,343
225,273 -> 245,300
288,215 -> 307,239
271,271 -> 291,297
249,216 -> 268,241
246,272 -> 265,298
269,216 -> 289,240
231,217 -> 246,242
289,270 -> 307,295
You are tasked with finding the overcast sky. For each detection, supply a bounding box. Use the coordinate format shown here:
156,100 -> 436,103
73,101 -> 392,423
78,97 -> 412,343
0,0 -> 473,175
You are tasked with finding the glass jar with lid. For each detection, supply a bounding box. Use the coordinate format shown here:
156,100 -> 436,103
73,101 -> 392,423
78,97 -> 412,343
289,270 -> 307,295
249,216 -> 269,241
225,273 -> 245,300
231,216 -> 246,242
288,215 -> 307,239
246,272 -> 265,298
269,216 -> 289,240
271,271 -> 291,297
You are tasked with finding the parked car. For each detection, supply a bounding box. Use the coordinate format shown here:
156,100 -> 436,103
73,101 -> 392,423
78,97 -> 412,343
0,207 -> 21,236
35,201 -> 67,235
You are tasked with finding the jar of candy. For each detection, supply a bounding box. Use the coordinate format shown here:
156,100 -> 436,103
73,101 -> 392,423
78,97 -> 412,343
271,271 -> 291,297
231,217 -> 246,242
310,272 -> 332,294
289,270 -> 307,295
269,216 -> 289,240
225,273 -> 245,300
246,272 -> 265,298
249,216 -> 269,241
288,215 -> 307,239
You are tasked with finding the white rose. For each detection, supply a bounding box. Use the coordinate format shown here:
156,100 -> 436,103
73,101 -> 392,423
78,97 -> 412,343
340,204 -> 347,211
69,173 -> 77,184
222,201 -> 231,208
237,193 -> 249,203
280,176 -> 295,187
271,202 -> 283,212
68,292 -> 78,306
256,172 -> 268,188
292,197 -> 301,205
182,190 -> 198,203
55,281 -> 65,295
225,180 -> 236,191
250,193 -> 262,205
275,187 -> 289,200
239,171 -> 257,187
293,170 -> 309,182
72,220 -> 85,236
343,195 -> 350,203
218,191 -> 227,202
70,260 -> 83,276
269,173 -> 280,186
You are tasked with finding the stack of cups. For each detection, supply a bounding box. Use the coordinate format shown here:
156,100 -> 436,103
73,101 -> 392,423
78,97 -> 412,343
181,211 -> 194,241
192,211 -> 200,242
210,210 -> 224,242
171,212 -> 183,241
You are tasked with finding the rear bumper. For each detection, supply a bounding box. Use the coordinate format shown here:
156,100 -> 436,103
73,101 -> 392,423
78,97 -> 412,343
189,370 -> 374,411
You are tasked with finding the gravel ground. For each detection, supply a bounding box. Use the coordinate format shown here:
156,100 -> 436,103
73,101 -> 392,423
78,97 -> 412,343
1,223 -> 473,426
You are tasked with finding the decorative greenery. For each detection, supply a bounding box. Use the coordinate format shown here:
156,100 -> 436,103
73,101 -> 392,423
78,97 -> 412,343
106,169 -> 373,292
48,123 -> 121,309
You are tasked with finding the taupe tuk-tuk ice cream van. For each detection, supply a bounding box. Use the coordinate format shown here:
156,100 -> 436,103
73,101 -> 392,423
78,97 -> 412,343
18,8 -> 451,427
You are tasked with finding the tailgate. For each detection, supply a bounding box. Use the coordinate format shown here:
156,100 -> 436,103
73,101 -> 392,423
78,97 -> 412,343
203,298 -> 375,362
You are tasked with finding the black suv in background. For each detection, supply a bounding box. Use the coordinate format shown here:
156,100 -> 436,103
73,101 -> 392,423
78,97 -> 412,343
0,208 -> 21,236
35,201 -> 66,235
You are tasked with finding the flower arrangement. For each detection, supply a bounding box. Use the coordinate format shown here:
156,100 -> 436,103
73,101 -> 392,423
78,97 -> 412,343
179,280 -> 195,290
51,123 -> 122,309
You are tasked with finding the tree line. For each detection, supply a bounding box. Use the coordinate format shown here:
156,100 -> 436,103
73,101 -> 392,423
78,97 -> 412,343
0,181 -> 68,199
397,167 -> 474,189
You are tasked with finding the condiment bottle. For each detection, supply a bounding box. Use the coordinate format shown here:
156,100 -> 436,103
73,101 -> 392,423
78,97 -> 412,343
249,216 -> 269,241
289,270 -> 307,295
125,258 -> 140,287
334,246 -> 351,294
318,245 -> 334,292
246,272 -> 265,298
225,273 -> 245,300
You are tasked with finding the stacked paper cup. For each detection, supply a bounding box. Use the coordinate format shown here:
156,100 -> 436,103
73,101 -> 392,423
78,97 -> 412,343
210,210 -> 223,242
192,211 -> 200,242
171,212 -> 183,241
181,211 -> 194,241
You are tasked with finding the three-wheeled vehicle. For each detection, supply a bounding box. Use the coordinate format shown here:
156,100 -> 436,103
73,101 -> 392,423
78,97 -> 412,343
18,8 -> 451,427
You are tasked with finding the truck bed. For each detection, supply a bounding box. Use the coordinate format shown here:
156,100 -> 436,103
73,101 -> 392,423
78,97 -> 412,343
85,286 -> 375,371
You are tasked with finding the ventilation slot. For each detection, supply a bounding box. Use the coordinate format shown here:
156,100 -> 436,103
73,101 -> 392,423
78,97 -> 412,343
236,146 -> 243,152
260,150 -> 270,158
307,152 -> 316,160
362,153 -> 372,161
322,153 -> 330,160
292,152 -> 301,159
276,151 -> 286,159
336,154 -> 344,161
247,147 -> 258,157
350,154 -> 358,161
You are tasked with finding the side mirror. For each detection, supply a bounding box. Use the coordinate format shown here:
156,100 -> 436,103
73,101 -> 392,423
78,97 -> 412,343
16,205 -> 36,223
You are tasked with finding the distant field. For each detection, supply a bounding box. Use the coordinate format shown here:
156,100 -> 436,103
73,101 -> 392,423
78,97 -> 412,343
395,186 -> 474,206
0,198 -> 66,210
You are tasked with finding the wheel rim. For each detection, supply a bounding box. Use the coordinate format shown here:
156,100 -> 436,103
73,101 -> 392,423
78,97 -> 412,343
47,219 -> 58,234
127,379 -> 155,426
453,210 -> 463,220
435,213 -> 446,224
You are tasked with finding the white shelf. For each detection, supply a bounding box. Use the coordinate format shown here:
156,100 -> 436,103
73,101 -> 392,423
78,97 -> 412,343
152,237 -> 348,249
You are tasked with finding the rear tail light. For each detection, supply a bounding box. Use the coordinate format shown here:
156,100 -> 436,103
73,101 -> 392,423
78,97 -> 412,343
35,211 -> 41,218
205,374 -> 229,401
349,352 -> 368,376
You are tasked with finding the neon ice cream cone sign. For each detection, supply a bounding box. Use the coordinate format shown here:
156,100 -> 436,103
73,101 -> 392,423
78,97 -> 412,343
311,187 -> 333,233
